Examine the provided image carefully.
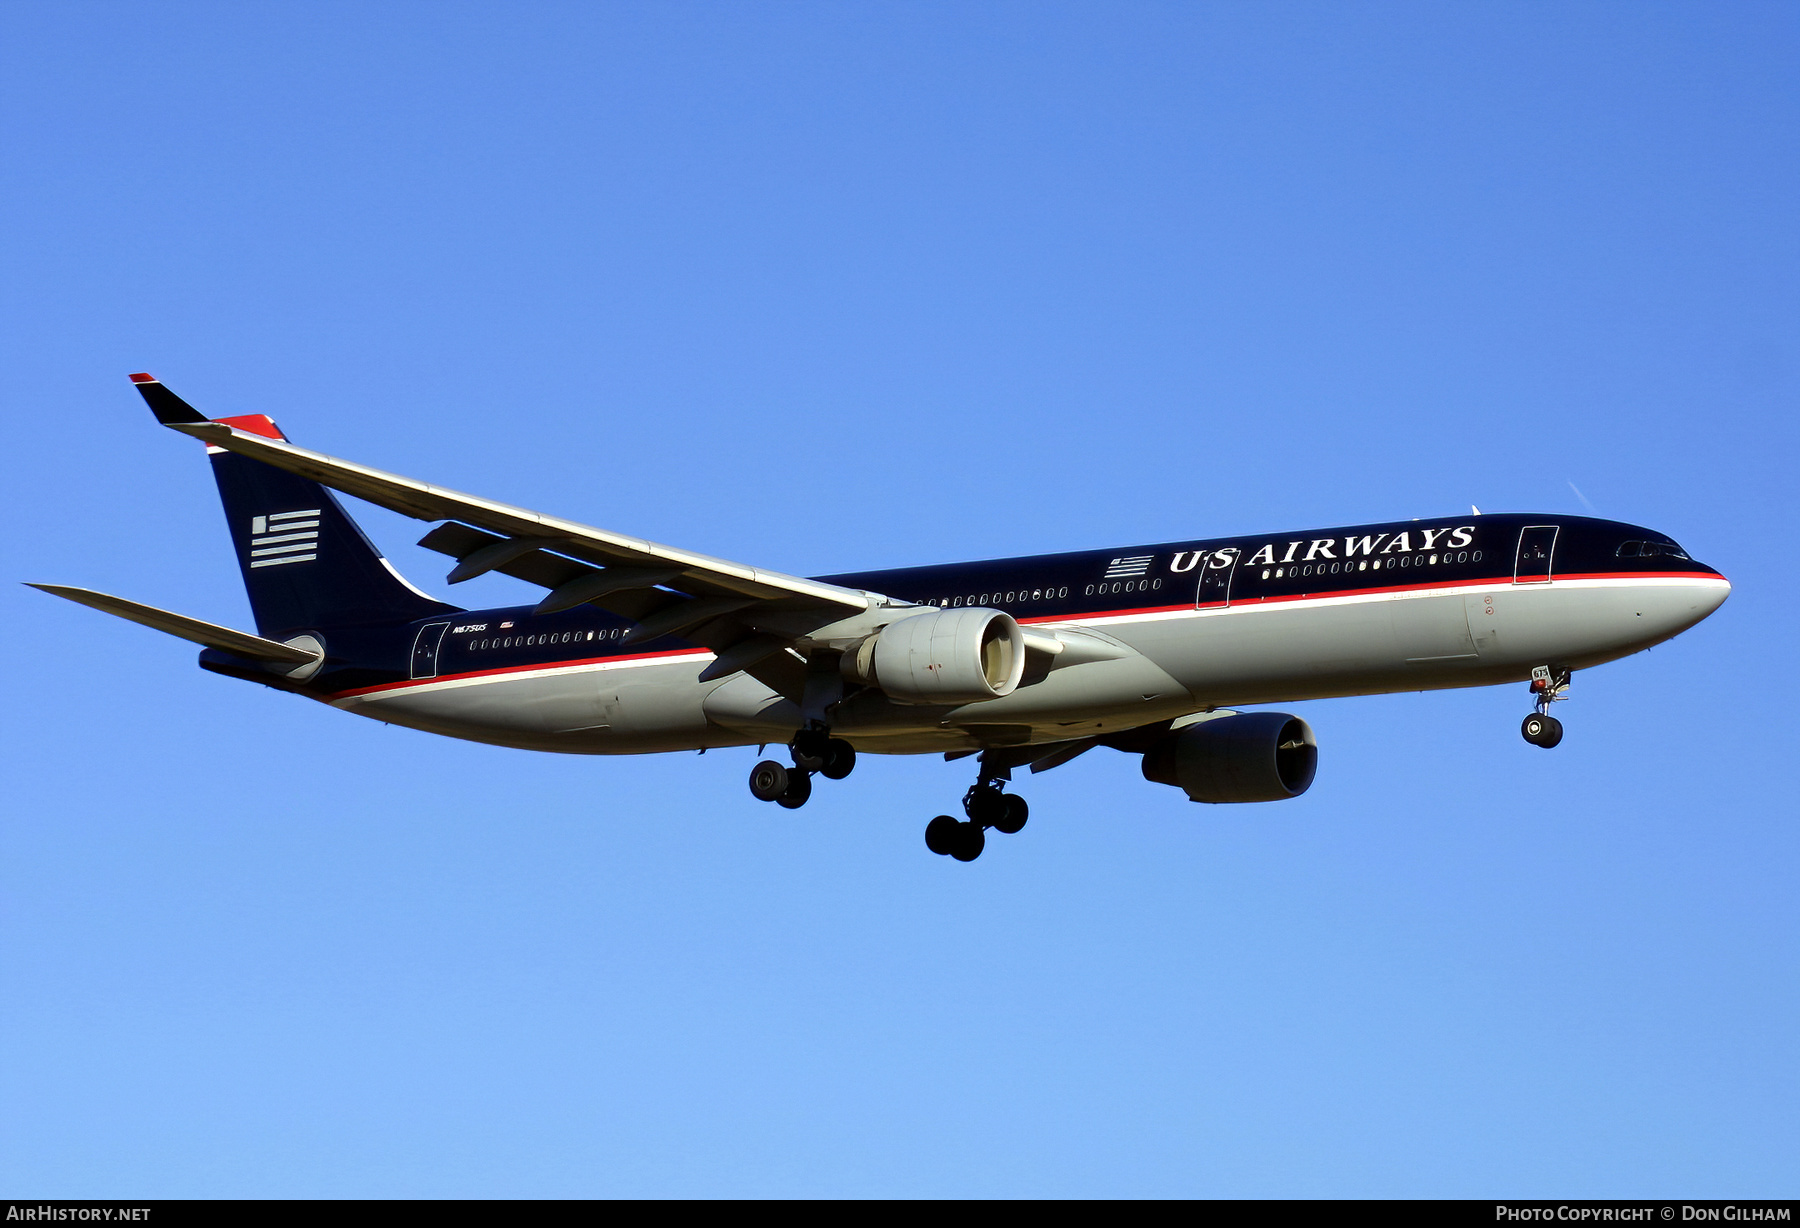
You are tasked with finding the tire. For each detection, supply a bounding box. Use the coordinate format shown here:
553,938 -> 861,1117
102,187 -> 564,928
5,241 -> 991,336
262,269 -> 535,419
925,815 -> 960,856
819,738 -> 856,781
993,794 -> 1029,835
1522,714 -> 1564,748
776,769 -> 813,809
749,759 -> 789,802
963,784 -> 1006,826
949,822 -> 985,862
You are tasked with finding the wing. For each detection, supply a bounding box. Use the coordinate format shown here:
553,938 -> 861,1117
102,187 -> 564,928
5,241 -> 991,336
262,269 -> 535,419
137,378 -> 885,691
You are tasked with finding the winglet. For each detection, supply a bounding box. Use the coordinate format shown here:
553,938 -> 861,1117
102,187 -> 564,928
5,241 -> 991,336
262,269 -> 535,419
128,373 -> 209,426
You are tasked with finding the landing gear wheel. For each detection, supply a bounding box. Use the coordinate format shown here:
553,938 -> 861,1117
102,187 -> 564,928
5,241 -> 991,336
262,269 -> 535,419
993,794 -> 1029,835
819,738 -> 856,781
776,769 -> 813,809
749,760 -> 790,802
949,821 -> 986,862
1521,714 -> 1563,748
963,784 -> 1007,826
925,815 -> 960,856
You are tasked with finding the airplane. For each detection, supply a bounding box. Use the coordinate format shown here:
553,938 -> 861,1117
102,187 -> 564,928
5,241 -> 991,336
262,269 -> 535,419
29,375 -> 1731,862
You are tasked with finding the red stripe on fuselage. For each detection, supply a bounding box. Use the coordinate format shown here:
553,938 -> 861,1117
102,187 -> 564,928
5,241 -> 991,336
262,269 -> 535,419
1017,568 -> 1719,623
327,569 -> 1720,701
327,646 -> 711,700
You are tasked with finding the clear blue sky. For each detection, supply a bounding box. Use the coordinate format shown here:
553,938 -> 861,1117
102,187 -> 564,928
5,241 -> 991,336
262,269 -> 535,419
2,1 -> 1795,1198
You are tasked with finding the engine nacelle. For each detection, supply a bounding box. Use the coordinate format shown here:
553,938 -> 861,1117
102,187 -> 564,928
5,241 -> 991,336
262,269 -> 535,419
841,607 -> 1026,705
1141,712 -> 1318,803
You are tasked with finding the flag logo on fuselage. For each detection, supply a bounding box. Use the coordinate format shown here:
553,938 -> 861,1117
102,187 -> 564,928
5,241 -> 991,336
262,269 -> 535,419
248,510 -> 321,568
1103,555 -> 1154,579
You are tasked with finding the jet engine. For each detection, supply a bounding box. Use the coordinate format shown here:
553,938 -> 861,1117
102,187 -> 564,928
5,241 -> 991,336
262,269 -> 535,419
1140,712 -> 1318,803
841,607 -> 1026,705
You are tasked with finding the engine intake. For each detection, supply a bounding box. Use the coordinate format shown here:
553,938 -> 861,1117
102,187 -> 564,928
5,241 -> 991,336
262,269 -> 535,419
842,607 -> 1026,705
1141,712 -> 1318,803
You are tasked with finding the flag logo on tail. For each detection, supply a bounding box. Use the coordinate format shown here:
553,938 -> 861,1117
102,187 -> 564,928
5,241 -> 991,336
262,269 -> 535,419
248,510 -> 320,568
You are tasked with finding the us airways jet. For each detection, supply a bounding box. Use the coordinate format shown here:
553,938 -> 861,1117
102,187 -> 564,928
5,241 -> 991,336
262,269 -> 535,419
31,376 -> 1730,862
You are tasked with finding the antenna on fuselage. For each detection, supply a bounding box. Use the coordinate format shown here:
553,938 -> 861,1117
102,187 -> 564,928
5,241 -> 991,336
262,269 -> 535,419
1471,505 -> 1482,515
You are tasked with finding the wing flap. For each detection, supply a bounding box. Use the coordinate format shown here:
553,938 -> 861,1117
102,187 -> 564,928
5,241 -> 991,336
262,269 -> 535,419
415,523 -> 677,622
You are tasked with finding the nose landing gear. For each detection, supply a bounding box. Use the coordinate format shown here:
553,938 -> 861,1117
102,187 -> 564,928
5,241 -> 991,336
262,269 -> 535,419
925,754 -> 1031,862
747,722 -> 856,809
1521,666 -> 1569,748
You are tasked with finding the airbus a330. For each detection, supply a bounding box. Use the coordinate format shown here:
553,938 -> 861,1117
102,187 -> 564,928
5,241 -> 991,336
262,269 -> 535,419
31,375 -> 1731,861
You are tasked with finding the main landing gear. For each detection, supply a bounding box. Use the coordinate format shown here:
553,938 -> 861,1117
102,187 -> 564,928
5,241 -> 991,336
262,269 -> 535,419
747,722 -> 856,809
1521,666 -> 1570,749
924,756 -> 1030,863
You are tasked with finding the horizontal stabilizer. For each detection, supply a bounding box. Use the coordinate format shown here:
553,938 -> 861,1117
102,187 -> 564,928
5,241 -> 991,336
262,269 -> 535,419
25,584 -> 322,666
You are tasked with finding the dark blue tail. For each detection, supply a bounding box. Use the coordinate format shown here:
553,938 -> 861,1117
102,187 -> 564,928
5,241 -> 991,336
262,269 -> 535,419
132,375 -> 459,637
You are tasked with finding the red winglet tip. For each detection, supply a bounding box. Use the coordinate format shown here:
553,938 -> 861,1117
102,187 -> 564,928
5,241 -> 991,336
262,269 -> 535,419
128,372 -> 156,384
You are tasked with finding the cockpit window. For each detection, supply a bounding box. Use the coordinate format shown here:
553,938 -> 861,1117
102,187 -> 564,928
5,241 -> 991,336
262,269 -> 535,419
1617,540 -> 1690,560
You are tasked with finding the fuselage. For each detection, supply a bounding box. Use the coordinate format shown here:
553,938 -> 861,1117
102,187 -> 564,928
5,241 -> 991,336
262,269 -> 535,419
214,513 -> 1726,757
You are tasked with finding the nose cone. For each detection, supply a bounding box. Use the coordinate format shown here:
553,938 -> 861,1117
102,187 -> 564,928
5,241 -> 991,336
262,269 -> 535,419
1703,573 -> 1731,612
1642,572 -> 1730,642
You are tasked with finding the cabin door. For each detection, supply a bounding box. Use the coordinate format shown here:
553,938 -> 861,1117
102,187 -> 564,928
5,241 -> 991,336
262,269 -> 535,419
411,621 -> 451,679
1514,526 -> 1559,584
1196,548 -> 1240,608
